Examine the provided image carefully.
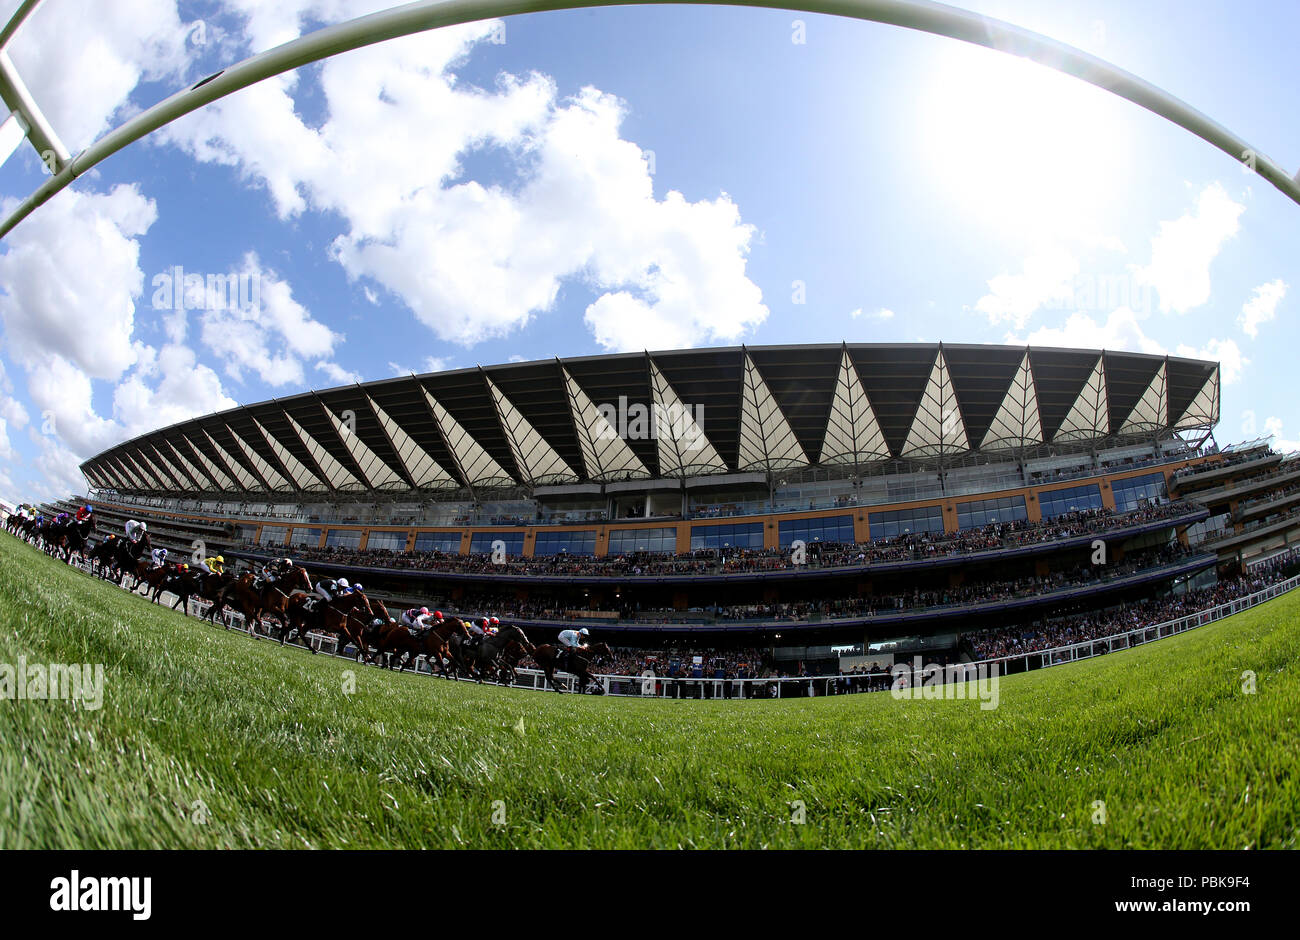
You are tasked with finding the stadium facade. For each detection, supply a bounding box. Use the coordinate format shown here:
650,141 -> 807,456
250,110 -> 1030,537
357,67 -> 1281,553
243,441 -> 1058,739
53,342 -> 1300,665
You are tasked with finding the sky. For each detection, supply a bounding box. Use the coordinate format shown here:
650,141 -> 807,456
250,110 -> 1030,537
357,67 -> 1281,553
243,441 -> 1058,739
0,0 -> 1295,505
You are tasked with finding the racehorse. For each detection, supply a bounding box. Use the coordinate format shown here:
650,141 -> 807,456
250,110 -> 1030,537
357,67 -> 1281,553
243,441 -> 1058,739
530,641 -> 613,694
466,624 -> 532,683
494,636 -> 532,687
366,615 -> 472,674
284,590 -> 376,656
212,565 -> 313,638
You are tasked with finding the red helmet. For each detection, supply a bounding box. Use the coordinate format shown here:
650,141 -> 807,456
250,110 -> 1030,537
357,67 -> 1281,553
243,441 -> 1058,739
434,610 -> 443,620
490,616 -> 500,626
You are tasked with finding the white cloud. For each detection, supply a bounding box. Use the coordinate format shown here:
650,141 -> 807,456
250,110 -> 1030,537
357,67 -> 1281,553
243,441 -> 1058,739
1,0 -> 192,154
1263,417 -> 1300,455
1136,183 -> 1244,314
1012,309 -> 1246,385
315,360 -> 363,386
0,185 -> 156,379
198,254 -> 341,387
851,307 -> 894,321
1174,337 -> 1246,386
158,15 -> 767,352
1238,279 -> 1288,339
975,247 -> 1080,328
1013,307 -> 1164,355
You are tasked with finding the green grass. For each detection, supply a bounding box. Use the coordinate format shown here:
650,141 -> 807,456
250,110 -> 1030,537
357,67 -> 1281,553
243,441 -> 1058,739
1,532 -> 1297,849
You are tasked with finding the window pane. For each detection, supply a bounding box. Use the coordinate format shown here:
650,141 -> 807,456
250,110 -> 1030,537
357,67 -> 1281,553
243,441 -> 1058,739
414,531 -> 461,553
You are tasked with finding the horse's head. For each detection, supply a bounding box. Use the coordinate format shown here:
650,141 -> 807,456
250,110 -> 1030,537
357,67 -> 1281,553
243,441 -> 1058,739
285,565 -> 312,591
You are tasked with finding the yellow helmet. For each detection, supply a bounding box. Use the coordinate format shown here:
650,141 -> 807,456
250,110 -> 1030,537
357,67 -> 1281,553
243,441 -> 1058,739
216,555 -> 224,563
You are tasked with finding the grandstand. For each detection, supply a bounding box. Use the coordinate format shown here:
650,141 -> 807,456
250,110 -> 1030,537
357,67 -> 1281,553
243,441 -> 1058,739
42,341 -> 1300,675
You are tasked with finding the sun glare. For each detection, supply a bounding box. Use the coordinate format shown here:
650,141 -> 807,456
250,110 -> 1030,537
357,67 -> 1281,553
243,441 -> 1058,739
914,42 -> 1136,239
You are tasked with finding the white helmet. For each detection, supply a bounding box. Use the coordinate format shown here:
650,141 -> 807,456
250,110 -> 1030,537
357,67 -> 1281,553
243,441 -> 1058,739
138,522 -> 147,531
337,578 -> 350,589
579,628 -> 590,637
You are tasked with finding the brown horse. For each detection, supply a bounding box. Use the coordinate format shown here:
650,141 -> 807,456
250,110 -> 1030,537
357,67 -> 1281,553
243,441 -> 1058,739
531,641 -> 612,693
362,616 -> 470,674
285,591 -> 375,657
494,636 -> 533,686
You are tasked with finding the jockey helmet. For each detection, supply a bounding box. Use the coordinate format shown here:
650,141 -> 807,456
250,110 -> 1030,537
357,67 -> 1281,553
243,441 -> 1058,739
419,607 -> 429,616
371,617 -> 385,629
579,628 -> 590,637
353,582 -> 363,592
490,616 -> 500,626
84,505 -> 92,512
338,578 -> 350,589
434,610 -> 443,620
138,522 -> 147,531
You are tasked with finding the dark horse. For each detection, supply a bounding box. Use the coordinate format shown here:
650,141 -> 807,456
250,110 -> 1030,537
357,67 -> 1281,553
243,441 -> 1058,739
363,616 -> 471,674
530,641 -> 612,694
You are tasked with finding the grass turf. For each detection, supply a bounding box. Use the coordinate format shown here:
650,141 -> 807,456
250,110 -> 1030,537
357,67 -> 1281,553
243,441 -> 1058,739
1,530 -> 1297,849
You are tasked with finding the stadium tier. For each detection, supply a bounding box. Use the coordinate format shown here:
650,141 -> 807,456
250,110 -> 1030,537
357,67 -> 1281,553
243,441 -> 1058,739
47,342 -> 1300,670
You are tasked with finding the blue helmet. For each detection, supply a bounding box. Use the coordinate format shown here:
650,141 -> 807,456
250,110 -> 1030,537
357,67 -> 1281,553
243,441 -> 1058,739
83,504 -> 92,513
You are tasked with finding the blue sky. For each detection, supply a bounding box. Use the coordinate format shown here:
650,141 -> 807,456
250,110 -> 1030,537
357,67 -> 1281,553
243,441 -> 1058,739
0,0 -> 1295,503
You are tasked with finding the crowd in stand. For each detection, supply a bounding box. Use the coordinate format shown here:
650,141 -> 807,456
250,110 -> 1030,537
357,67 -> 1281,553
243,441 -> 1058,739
395,543 -> 1201,630
965,550 -> 1300,661
239,500 -> 1198,580
570,551 -> 1300,682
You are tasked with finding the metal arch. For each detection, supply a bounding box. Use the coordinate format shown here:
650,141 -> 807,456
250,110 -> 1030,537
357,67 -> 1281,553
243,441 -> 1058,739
1,0 -> 1296,243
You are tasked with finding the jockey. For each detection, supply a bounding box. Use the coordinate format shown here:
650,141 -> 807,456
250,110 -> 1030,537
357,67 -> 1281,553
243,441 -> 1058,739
400,606 -> 434,634
558,627 -> 590,652
54,510 -> 70,525
75,504 -> 93,523
205,555 -> 226,575
151,547 -> 168,567
125,519 -> 147,542
488,616 -> 501,635
315,577 -> 347,603
258,556 -> 291,584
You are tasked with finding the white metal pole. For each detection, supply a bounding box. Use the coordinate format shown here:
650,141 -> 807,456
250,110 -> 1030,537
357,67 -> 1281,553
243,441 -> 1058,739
0,0 -> 1296,242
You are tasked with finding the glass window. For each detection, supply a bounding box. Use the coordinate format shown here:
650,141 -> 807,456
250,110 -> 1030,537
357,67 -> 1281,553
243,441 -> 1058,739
778,514 -> 855,547
414,531 -> 461,553
1037,483 -> 1103,519
290,527 -> 320,547
257,525 -> 286,545
469,531 -> 524,556
533,530 -> 597,556
366,530 -> 407,552
608,527 -> 677,554
1111,472 -> 1168,512
325,528 -> 362,549
956,495 -> 1028,530
868,505 -> 944,539
689,522 -> 764,550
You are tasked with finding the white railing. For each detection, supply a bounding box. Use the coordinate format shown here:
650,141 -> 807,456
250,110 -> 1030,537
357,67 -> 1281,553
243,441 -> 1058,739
32,536 -> 1300,700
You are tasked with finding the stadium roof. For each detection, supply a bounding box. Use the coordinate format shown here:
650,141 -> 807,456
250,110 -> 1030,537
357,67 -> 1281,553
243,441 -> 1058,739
80,344 -> 1221,496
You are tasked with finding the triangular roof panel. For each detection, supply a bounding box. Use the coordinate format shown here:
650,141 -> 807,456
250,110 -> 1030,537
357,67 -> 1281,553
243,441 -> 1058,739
900,346 -> 971,459
737,350 -> 810,471
819,346 -> 890,465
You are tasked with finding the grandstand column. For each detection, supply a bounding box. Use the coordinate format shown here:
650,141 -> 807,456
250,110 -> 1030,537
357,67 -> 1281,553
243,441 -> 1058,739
675,523 -> 690,555
358,529 -> 369,551
942,501 -> 958,534
1099,479 -> 1116,511
1025,490 -> 1042,523
764,519 -> 779,550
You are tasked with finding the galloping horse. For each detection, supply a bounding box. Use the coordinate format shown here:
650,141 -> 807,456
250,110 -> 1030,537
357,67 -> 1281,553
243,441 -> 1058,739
466,624 -> 532,683
530,641 -> 612,694
365,615 -> 472,674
